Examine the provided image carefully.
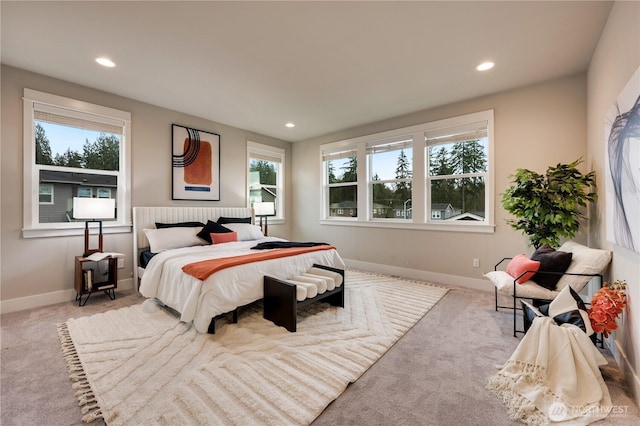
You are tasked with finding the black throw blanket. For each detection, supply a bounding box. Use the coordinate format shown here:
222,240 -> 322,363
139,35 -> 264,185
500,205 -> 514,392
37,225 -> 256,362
251,241 -> 330,250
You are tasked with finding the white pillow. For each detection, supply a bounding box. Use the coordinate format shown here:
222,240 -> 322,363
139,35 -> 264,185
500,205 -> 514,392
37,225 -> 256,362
484,271 -> 559,300
555,241 -> 612,292
222,223 -> 264,241
143,227 -> 206,253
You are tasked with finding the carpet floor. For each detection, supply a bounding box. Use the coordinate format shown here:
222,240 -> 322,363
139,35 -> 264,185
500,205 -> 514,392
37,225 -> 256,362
1,269 -> 638,425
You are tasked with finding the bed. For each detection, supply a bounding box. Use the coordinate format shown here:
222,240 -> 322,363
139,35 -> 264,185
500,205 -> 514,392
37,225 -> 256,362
133,206 -> 345,333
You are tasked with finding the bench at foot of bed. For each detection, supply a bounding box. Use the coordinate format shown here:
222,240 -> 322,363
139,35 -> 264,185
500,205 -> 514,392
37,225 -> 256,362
263,264 -> 345,332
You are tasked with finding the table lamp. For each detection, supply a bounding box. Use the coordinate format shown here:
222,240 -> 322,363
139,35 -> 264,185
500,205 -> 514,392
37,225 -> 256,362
73,197 -> 116,256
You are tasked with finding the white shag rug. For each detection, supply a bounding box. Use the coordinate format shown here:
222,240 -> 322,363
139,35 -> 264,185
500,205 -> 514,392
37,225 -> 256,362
58,270 -> 449,425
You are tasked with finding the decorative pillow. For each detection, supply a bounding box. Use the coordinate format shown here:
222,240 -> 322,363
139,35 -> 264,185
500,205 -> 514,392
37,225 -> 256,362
521,300 -> 544,332
537,285 -> 593,336
530,245 -> 573,291
484,271 -> 558,300
217,216 -> 252,224
210,231 -> 238,244
506,254 -> 541,284
555,242 -> 612,292
155,221 -> 204,229
197,220 -> 232,244
143,227 -> 206,253
222,223 -> 264,241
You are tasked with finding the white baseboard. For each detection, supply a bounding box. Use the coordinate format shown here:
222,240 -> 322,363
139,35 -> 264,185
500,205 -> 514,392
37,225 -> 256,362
344,259 -> 492,292
0,278 -> 135,314
610,336 -> 640,409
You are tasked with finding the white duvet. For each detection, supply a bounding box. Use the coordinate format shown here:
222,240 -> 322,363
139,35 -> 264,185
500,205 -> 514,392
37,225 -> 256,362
139,237 -> 346,333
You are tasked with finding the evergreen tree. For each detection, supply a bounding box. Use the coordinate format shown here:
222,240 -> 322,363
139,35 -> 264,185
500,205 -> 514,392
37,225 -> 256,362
54,148 -> 83,168
35,123 -> 53,165
83,134 -> 120,171
394,149 -> 412,216
250,160 -> 276,185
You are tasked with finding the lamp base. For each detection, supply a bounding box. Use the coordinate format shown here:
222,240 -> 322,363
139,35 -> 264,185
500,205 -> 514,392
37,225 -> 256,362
84,220 -> 104,257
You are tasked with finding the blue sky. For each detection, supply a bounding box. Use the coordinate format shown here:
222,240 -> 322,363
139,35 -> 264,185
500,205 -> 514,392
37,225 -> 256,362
38,121 -> 107,156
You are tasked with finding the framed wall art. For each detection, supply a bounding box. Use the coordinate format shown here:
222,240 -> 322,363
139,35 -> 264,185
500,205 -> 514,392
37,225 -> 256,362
605,66 -> 640,253
172,124 -> 220,201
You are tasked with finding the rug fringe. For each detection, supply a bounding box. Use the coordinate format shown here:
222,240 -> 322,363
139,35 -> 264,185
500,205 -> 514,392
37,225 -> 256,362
57,322 -> 104,424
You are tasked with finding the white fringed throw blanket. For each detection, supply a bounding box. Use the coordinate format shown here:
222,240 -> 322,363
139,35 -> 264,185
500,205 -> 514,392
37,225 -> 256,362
487,316 -> 612,425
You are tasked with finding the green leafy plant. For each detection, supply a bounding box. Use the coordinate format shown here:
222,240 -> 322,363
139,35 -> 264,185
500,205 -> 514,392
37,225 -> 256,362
502,158 -> 597,248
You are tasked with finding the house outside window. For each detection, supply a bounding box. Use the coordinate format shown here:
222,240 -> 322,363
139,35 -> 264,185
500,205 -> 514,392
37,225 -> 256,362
320,110 -> 494,233
247,141 -> 285,220
23,89 -> 131,237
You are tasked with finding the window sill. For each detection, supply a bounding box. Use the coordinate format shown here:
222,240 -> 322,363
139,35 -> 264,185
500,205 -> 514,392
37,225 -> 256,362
320,219 -> 495,234
22,223 -> 132,239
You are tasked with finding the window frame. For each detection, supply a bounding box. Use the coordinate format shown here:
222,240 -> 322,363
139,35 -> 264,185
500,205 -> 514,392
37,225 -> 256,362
367,136 -> 413,221
247,141 -> 285,222
320,110 -> 495,233
22,89 -> 132,238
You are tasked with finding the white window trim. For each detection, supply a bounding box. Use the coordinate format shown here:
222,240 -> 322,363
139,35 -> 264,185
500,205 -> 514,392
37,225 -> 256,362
320,110 -> 495,233
247,141 -> 285,223
22,89 -> 132,238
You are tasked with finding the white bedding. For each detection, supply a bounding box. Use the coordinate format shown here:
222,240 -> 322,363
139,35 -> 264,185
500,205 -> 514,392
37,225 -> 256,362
139,237 -> 345,333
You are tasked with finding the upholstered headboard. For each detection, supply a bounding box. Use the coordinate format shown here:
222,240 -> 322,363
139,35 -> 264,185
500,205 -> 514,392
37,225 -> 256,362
132,206 -> 254,283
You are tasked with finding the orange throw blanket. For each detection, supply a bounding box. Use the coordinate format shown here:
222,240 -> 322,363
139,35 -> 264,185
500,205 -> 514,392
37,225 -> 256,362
182,245 -> 336,281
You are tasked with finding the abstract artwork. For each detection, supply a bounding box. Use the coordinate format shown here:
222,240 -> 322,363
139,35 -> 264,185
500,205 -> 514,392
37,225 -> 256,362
605,66 -> 640,253
172,124 -> 220,200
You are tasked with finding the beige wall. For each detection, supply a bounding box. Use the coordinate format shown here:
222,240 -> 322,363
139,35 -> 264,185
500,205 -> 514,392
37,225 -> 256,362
291,74 -> 589,289
0,65 -> 291,308
587,1 -> 640,406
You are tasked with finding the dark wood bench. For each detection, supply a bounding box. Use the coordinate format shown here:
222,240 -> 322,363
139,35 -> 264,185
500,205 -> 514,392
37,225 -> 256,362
263,264 -> 344,332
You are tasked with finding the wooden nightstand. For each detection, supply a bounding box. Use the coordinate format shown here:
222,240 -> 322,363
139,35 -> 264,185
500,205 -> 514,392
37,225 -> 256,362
74,255 -> 117,306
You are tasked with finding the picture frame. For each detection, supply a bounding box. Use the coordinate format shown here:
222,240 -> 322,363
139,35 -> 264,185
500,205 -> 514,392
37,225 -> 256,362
604,67 -> 640,253
172,124 -> 220,201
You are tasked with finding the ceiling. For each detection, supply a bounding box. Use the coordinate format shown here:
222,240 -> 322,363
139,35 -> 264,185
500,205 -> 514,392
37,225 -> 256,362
1,1 -> 613,142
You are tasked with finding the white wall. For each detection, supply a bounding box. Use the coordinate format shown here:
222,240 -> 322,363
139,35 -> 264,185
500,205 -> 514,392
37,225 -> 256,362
0,65 -> 291,309
291,74 -> 590,290
587,0 -> 640,407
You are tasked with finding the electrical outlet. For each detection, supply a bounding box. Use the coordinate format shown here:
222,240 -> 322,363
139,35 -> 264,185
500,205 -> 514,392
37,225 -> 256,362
473,258 -> 480,268
117,257 -> 124,269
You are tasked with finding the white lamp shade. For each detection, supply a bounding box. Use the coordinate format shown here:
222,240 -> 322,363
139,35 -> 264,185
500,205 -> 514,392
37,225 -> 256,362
254,201 -> 275,216
73,197 -> 116,219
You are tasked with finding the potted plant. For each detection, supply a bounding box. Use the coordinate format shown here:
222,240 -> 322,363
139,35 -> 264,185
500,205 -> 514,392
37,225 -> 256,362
502,158 -> 597,248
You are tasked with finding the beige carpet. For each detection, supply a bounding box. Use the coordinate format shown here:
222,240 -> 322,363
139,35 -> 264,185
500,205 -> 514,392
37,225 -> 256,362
57,270 -> 448,425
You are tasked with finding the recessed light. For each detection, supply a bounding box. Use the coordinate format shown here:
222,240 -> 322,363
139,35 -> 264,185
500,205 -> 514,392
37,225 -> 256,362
285,123 -> 295,128
476,61 -> 494,71
96,57 -> 116,68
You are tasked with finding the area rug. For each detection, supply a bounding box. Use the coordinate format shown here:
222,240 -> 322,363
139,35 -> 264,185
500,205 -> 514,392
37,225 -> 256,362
58,270 -> 449,425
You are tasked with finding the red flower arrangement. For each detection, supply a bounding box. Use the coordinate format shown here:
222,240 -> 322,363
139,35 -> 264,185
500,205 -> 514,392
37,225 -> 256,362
588,280 -> 627,337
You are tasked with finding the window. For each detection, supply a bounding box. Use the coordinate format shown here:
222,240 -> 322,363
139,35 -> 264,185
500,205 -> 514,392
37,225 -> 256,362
39,184 -> 53,204
247,142 -> 285,220
426,122 -> 488,223
320,110 -> 494,233
23,89 -> 131,238
368,137 -> 413,220
323,149 -> 358,218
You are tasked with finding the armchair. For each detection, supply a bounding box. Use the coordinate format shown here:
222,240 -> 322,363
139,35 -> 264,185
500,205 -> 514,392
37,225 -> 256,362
486,241 -> 611,337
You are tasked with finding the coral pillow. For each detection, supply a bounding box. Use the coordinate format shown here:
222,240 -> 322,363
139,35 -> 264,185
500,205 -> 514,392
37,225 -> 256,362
210,231 -> 238,244
506,254 -> 541,284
